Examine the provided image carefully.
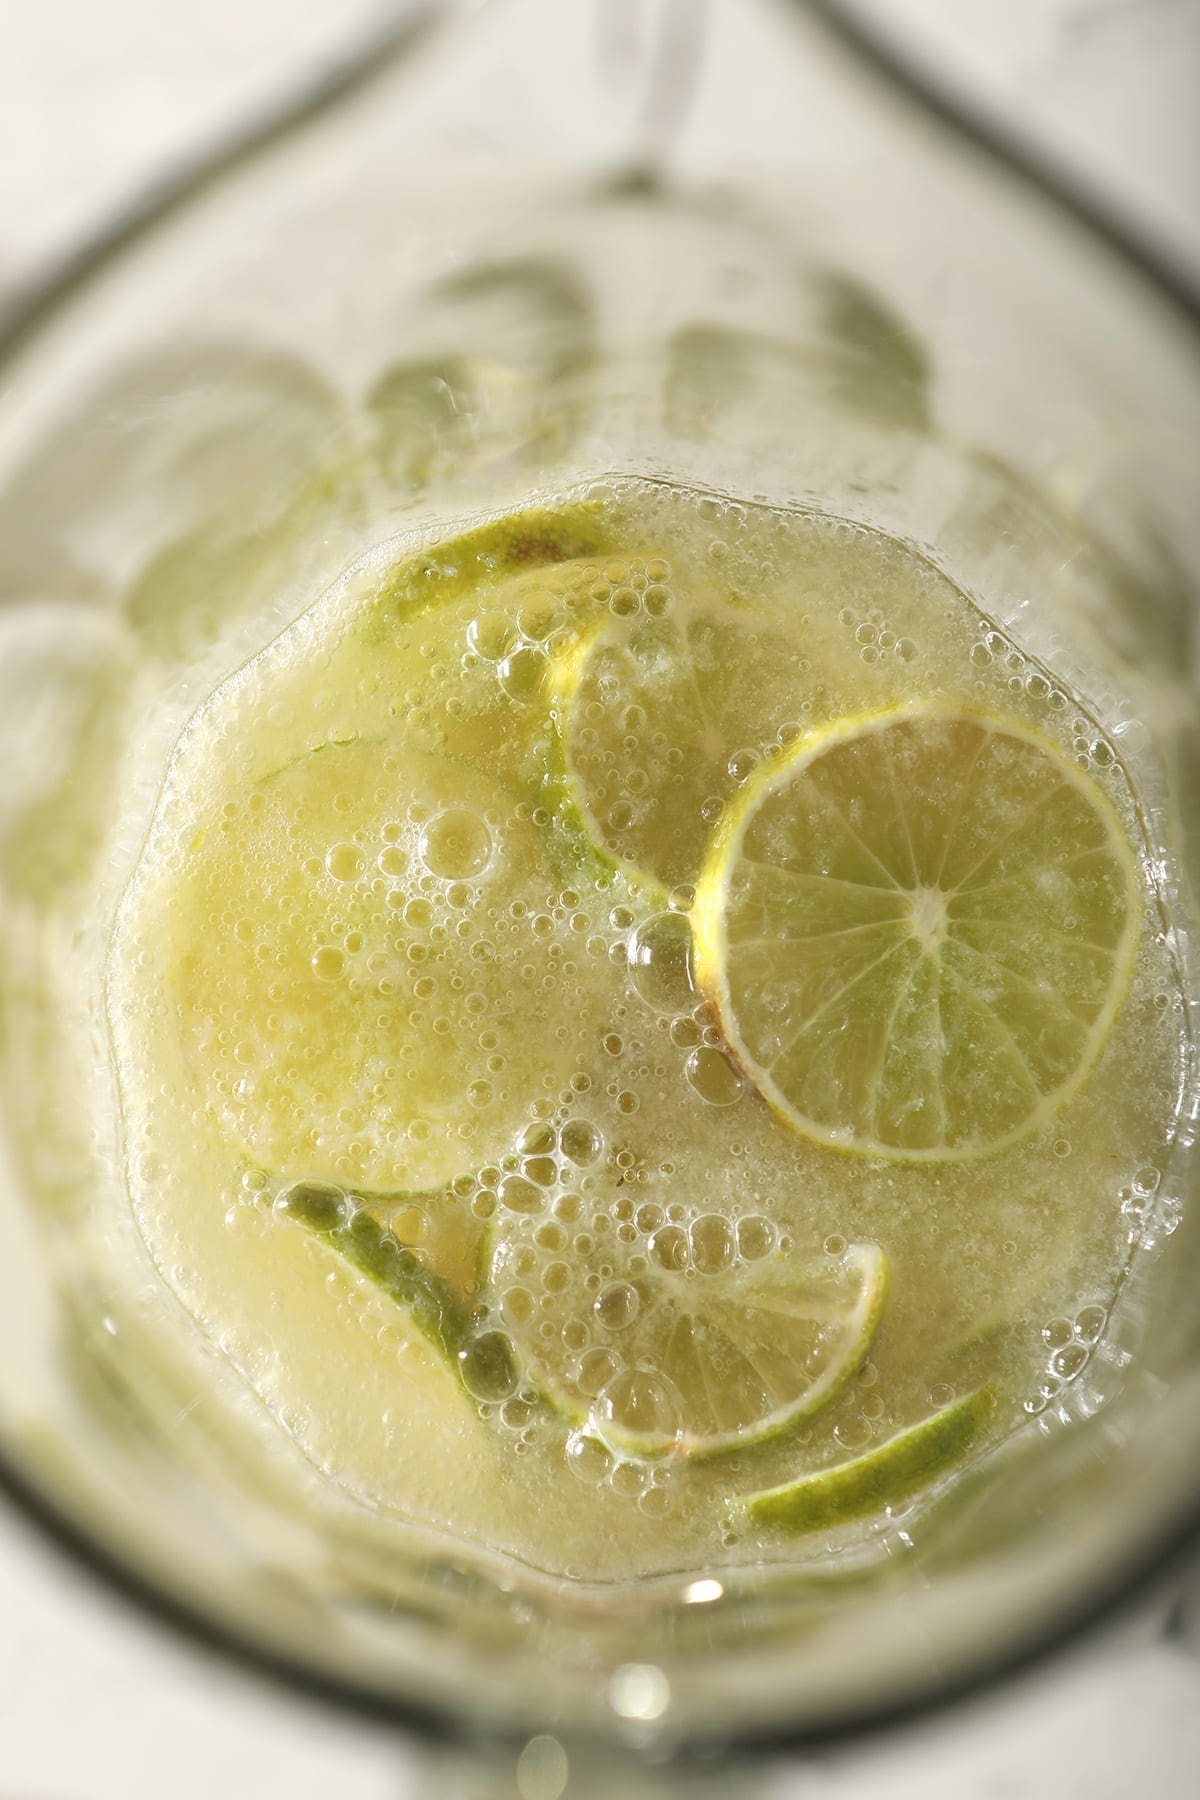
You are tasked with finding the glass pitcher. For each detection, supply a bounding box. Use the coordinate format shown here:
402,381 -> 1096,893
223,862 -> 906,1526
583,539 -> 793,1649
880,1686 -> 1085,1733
0,0 -> 1196,1777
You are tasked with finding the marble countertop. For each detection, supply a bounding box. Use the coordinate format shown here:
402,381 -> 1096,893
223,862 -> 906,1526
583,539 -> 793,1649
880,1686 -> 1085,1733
0,3 -> 1196,1794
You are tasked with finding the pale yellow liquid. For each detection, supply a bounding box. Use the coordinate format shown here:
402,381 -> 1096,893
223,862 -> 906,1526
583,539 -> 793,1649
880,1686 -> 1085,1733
106,478 -> 1185,1581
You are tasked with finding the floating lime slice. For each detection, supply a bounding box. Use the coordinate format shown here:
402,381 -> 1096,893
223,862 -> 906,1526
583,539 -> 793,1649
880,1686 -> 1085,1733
737,1388 -> 994,1533
694,705 -> 1142,1161
549,602 -> 812,894
159,737 -> 612,1193
490,1197 -> 888,1460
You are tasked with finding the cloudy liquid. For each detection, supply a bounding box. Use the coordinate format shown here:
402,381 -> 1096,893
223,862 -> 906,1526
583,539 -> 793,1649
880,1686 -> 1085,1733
104,477 -> 1188,1581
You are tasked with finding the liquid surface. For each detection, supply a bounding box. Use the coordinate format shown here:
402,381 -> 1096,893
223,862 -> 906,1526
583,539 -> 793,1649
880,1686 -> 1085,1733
105,479 -> 1186,1581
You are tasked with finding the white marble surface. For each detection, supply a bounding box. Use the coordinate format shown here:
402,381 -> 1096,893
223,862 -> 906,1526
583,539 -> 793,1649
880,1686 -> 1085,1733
0,3 -> 1197,1796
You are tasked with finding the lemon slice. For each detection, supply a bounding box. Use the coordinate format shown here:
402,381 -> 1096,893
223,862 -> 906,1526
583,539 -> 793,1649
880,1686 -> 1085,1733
694,705 -> 1142,1162
161,738 -> 610,1192
736,1388 -> 994,1533
489,1202 -> 888,1460
550,603 -> 813,893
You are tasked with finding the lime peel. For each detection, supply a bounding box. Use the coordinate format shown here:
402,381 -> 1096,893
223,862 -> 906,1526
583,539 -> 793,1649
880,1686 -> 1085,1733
737,1387 -> 995,1533
275,1180 -> 519,1399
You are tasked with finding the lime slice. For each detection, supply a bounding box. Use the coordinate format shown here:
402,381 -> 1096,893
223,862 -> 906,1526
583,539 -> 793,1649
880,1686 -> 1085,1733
736,1388 -> 994,1533
358,554 -> 611,791
489,1203 -> 888,1460
693,704 -> 1142,1162
369,499 -> 612,628
539,621 -> 659,893
163,738 -> 611,1192
550,602 -> 813,893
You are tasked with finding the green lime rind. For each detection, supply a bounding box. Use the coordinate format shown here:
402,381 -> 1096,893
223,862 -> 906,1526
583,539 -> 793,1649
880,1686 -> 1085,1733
371,499 -> 614,628
737,1388 -> 995,1533
274,1180 -> 516,1397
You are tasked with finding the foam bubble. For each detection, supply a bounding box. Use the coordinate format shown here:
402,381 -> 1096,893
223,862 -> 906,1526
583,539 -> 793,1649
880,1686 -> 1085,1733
684,1045 -> 743,1106
592,1366 -> 683,1458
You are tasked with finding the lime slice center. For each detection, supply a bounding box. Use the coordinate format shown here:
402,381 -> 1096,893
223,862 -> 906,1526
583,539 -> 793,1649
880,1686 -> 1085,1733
908,885 -> 949,950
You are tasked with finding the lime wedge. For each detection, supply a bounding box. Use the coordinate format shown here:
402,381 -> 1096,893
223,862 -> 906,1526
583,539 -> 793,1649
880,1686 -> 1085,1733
737,1388 -> 994,1533
693,704 -> 1142,1161
162,738 -> 612,1192
489,1202 -> 888,1460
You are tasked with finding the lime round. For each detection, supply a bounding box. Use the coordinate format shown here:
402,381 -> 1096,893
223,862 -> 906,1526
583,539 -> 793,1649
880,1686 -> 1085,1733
162,739 -> 610,1192
694,705 -> 1142,1162
490,1197 -> 888,1461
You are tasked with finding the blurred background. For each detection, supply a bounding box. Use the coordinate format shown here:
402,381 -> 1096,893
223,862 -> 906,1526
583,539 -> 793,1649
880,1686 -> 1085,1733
0,1 -> 1196,1796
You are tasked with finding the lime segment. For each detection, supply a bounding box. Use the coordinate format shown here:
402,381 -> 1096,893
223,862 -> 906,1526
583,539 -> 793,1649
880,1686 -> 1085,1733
694,705 -> 1142,1161
737,1388 -> 994,1532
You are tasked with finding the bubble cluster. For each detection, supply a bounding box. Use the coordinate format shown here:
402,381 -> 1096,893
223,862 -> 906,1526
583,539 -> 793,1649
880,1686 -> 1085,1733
834,602 -> 917,669
1025,1300 -> 1114,1415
